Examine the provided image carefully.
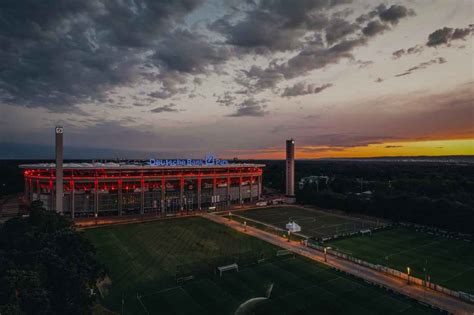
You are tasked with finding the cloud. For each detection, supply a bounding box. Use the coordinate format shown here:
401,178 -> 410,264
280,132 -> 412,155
392,49 -> 405,59
395,57 -> 447,77
359,4 -> 415,37
227,98 -> 268,117
214,1 -> 414,58
153,30 -> 231,74
0,0 -> 419,110
302,114 -> 321,120
375,78 -> 384,83
357,4 -> 414,25
216,92 -> 237,107
355,10 -> 378,24
385,145 -> 403,148
95,0 -> 205,47
325,18 -> 359,44
452,27 -> 472,40
0,0 -> 205,111
147,29 -> 233,99
241,36 -> 369,92
427,26 -> 473,47
237,3 -> 415,93
427,27 -> 453,47
406,45 -> 423,55
378,4 -> 415,25
282,82 -> 333,97
362,20 -> 389,37
356,60 -> 374,68
149,90 -> 176,100
150,103 -> 179,113
392,44 -> 424,59
212,0 -> 348,53
394,25 -> 472,61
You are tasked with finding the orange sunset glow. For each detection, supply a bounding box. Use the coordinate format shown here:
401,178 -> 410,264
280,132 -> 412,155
237,139 -> 474,160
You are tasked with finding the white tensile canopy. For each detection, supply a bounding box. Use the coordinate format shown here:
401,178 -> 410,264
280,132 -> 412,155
286,221 -> 301,233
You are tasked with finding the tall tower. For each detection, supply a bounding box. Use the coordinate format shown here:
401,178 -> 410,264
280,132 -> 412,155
285,139 -> 295,203
55,126 -> 64,214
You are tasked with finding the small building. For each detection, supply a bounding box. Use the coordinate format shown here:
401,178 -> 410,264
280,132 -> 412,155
286,221 -> 301,233
298,176 -> 330,189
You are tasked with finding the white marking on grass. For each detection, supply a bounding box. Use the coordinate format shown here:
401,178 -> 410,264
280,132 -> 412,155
140,285 -> 183,298
234,283 -> 274,315
136,293 -> 150,315
440,265 -> 474,288
384,239 -> 443,260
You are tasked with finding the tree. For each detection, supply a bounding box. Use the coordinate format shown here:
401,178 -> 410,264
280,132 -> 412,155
0,202 -> 105,314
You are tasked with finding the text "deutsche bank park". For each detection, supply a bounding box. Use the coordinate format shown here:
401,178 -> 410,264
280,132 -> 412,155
149,155 -> 229,167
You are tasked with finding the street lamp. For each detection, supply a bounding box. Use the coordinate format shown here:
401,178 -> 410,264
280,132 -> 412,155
244,221 -> 247,232
324,247 -> 328,262
407,267 -> 411,284
287,230 -> 291,242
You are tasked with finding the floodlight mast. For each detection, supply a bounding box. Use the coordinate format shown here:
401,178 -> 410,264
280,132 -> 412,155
285,139 -> 295,201
55,126 -> 63,214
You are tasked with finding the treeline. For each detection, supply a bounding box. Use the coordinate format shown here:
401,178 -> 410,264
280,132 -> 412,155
257,159 -> 474,235
298,190 -> 474,234
0,160 -> 27,196
0,201 -> 105,314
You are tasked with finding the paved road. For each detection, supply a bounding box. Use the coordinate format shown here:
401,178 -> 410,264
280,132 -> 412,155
204,213 -> 474,315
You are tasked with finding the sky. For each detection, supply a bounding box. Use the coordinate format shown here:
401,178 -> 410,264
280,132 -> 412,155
0,0 -> 473,159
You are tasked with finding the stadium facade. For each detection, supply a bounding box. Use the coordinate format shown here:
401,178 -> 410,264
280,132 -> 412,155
20,162 -> 264,218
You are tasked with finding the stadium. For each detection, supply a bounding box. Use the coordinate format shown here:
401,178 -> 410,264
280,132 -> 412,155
20,160 -> 264,218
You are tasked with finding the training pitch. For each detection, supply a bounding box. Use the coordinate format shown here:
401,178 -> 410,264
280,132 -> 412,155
85,217 -> 439,314
234,206 -> 383,239
328,228 -> 474,294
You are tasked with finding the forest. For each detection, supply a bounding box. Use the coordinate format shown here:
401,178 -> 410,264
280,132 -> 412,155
261,158 -> 474,235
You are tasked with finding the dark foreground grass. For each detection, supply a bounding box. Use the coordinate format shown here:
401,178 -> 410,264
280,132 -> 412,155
235,206 -> 383,239
84,217 -> 440,314
328,228 -> 474,294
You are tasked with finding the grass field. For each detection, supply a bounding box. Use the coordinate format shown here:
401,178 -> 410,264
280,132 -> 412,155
234,206 -> 383,239
84,217 -> 440,314
328,228 -> 474,294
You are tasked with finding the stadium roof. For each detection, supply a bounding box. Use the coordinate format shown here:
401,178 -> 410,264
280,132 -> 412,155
19,162 -> 265,170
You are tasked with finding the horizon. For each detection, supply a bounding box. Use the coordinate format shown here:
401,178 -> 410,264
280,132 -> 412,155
2,140 -> 473,161
0,0 -> 473,158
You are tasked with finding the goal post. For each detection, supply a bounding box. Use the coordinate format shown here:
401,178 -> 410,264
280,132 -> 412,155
217,263 -> 239,277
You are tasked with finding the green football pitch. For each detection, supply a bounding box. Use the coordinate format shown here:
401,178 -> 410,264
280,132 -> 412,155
234,206 -> 384,239
84,217 -> 440,314
328,228 -> 474,294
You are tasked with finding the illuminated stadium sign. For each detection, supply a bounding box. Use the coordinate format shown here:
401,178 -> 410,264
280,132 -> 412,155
149,155 -> 229,167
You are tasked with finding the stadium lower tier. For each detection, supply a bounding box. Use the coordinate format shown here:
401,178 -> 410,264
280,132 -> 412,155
21,164 -> 263,218
27,182 -> 260,217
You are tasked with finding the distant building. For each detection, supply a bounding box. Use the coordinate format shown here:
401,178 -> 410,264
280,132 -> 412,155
298,176 -> 330,190
355,190 -> 373,200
